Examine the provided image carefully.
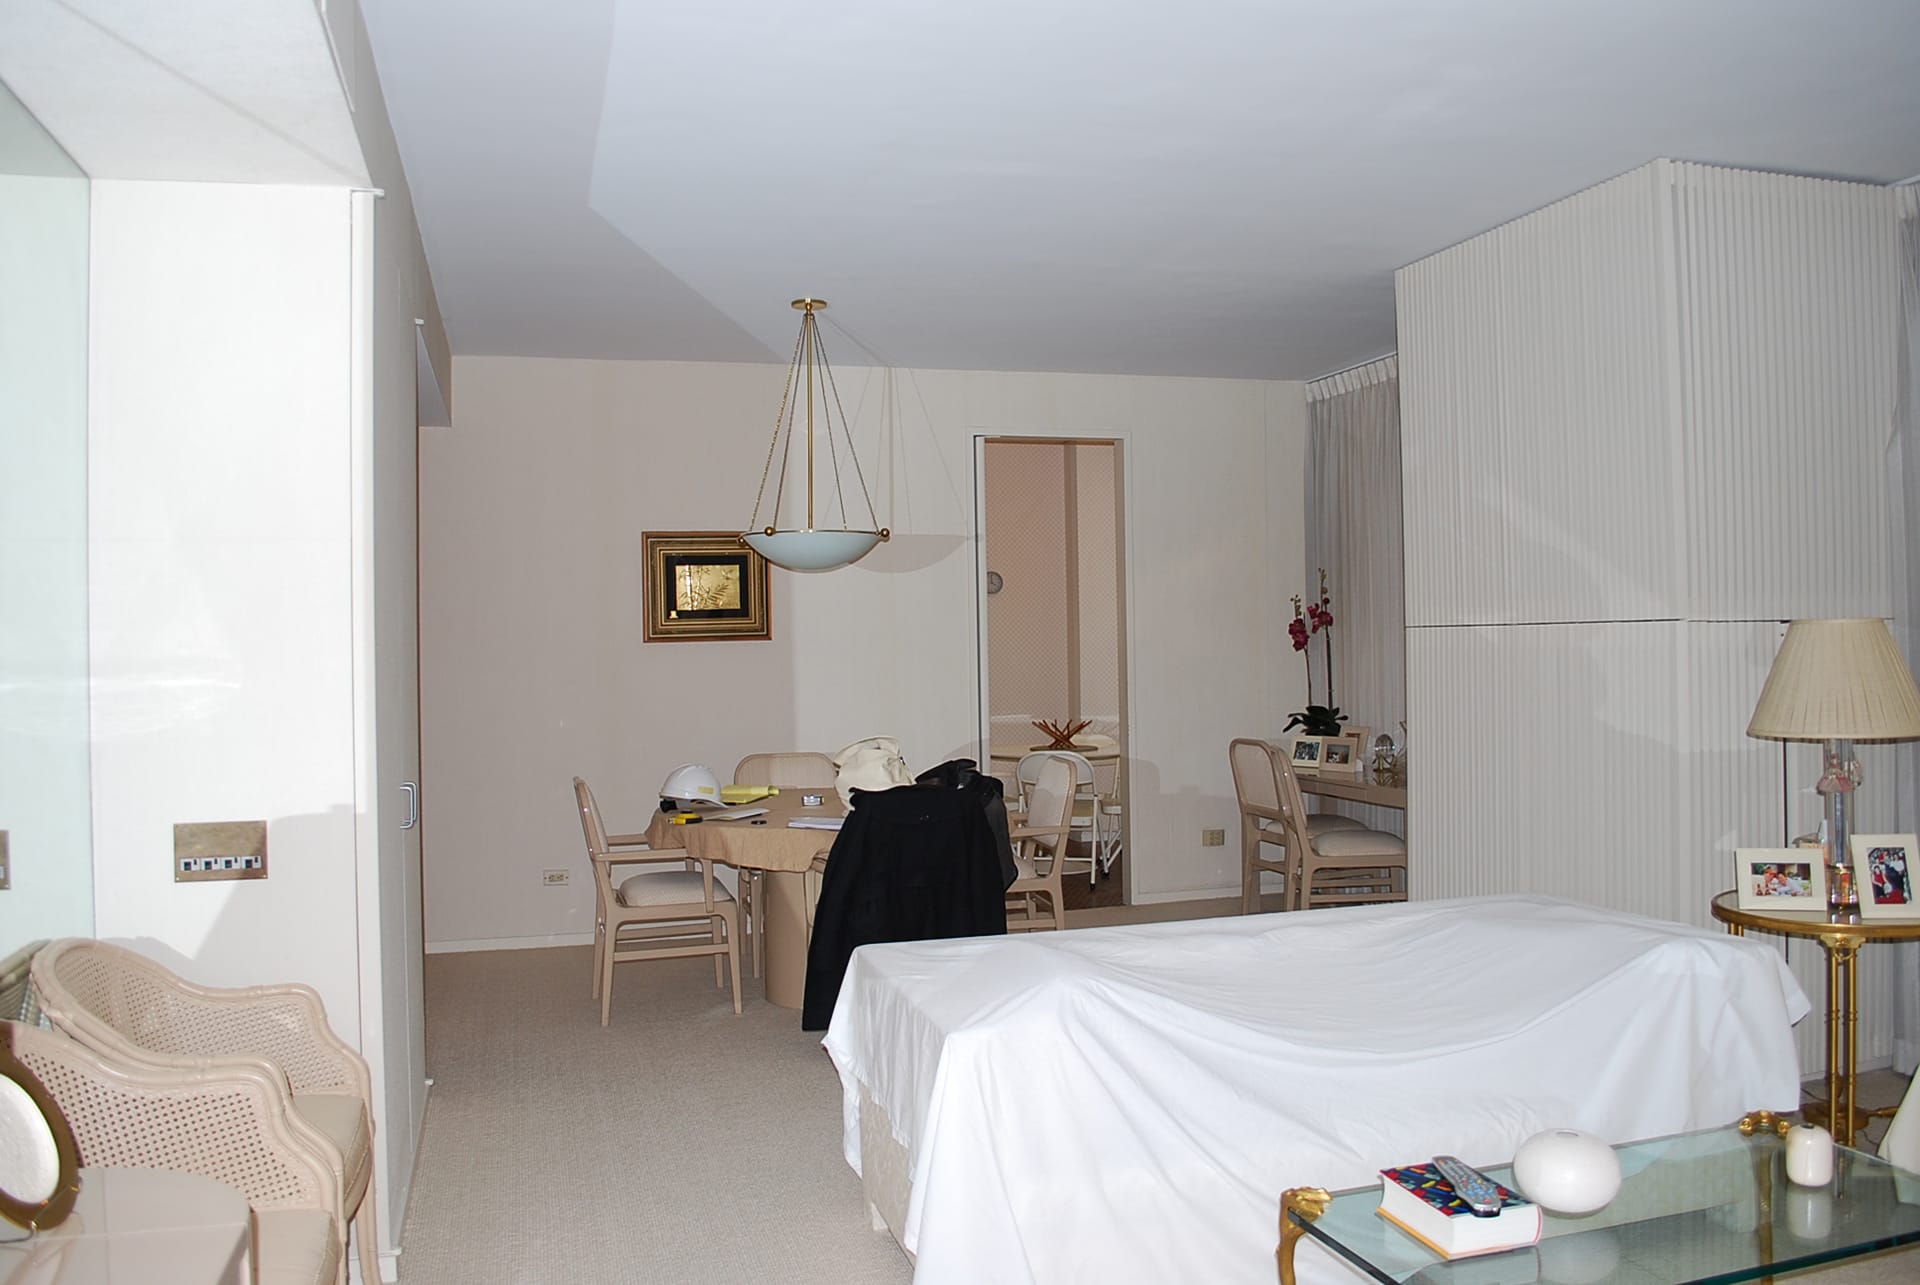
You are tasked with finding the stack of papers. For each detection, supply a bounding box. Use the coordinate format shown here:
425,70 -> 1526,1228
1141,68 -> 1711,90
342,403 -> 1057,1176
787,815 -> 844,831
707,806 -> 768,821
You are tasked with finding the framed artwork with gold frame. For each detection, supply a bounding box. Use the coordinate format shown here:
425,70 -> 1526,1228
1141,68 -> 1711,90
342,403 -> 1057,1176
642,531 -> 771,642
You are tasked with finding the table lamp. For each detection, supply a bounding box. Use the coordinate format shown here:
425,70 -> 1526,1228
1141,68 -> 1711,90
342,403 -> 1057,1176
1747,619 -> 1920,908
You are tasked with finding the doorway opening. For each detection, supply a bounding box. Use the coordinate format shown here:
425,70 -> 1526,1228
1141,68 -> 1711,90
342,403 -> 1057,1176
979,437 -> 1130,908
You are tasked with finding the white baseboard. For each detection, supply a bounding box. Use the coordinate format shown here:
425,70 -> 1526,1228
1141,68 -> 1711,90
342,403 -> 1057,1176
425,932 -> 593,955
1130,886 -> 1238,906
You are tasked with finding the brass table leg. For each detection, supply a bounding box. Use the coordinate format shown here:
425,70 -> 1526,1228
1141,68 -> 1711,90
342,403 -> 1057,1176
1277,1187 -> 1330,1285
1801,936 -> 1866,1148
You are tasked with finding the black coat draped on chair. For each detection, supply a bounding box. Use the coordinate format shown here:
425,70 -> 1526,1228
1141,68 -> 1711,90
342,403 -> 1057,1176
801,764 -> 1015,1030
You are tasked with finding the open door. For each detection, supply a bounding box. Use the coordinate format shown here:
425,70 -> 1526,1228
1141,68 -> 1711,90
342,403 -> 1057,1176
978,437 -> 1130,906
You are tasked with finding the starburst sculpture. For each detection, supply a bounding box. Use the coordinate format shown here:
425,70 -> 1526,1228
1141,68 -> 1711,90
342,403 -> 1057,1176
1032,717 -> 1093,749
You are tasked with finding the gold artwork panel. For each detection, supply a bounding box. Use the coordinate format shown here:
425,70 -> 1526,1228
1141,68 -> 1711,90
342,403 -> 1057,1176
643,532 -> 771,642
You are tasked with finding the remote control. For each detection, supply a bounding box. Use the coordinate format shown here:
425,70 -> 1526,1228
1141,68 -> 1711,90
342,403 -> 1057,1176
1432,1155 -> 1504,1218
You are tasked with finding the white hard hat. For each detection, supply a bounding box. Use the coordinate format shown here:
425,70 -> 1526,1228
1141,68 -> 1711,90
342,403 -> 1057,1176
660,763 -> 723,806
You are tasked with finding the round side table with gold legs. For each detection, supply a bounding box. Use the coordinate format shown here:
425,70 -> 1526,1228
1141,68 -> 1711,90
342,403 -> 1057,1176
1710,889 -> 1920,1148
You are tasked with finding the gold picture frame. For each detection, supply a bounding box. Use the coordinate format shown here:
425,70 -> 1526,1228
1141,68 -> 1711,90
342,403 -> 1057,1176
642,531 -> 771,642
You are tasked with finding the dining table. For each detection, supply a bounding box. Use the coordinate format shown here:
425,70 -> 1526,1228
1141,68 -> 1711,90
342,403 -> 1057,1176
642,791 -> 846,1010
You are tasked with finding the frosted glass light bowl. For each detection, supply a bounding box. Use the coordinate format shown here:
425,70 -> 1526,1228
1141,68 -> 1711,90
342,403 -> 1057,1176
1511,1128 -> 1622,1215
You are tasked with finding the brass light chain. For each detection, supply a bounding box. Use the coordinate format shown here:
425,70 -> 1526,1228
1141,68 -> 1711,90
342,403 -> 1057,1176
747,317 -> 809,534
745,300 -> 886,538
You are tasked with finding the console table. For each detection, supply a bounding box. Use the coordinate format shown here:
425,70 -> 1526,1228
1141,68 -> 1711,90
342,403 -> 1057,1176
1710,889 -> 1920,1147
1296,771 -> 1406,810
1278,1118 -> 1920,1284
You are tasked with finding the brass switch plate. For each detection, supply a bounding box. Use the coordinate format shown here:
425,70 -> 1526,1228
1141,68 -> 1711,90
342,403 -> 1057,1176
174,821 -> 268,882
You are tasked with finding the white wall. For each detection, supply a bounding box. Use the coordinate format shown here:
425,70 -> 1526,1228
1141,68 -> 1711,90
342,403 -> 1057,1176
1397,160 -> 1908,1075
87,181 -> 363,1023
420,357 -> 1307,948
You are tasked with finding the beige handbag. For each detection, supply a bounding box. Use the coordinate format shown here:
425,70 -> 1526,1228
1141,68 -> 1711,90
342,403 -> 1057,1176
832,736 -> 914,808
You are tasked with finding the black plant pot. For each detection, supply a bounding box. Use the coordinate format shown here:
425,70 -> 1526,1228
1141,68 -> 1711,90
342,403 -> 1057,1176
1283,705 -> 1347,738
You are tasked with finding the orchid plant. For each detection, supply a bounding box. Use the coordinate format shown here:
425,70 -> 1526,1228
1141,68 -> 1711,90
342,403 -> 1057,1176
1284,568 -> 1347,737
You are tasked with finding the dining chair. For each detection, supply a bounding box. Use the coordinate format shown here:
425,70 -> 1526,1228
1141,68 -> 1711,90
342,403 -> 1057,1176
27,937 -> 377,1284
1270,746 -> 1407,911
1007,754 -> 1077,931
6,1018 -> 346,1284
575,777 -> 741,1027
1014,751 -> 1107,886
1229,738 -> 1369,913
733,752 -> 837,977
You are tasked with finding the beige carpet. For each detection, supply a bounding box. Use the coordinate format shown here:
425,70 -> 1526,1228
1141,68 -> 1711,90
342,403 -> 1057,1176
398,946 -> 912,1284
398,939 -> 1919,1284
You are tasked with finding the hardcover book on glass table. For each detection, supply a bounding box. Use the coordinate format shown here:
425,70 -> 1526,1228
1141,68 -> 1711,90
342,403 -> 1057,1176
1377,1162 -> 1541,1259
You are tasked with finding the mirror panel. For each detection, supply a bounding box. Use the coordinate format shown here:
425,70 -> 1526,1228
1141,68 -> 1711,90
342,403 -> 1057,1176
0,77 -> 92,946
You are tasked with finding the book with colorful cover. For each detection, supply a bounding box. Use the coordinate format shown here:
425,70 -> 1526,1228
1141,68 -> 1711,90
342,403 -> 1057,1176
1377,1161 -> 1542,1259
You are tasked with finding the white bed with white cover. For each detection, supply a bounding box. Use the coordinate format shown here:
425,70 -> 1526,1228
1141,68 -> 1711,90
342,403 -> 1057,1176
821,895 -> 1810,1285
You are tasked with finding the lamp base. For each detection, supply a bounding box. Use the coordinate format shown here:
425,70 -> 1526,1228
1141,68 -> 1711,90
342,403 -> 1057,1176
1818,738 -> 1860,911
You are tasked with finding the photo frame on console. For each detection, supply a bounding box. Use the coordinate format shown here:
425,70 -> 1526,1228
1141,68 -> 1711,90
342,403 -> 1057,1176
1289,736 -> 1324,774
1319,736 -> 1358,773
1328,727 -> 1368,774
1850,834 -> 1918,919
1734,848 -> 1825,911
642,531 -> 771,642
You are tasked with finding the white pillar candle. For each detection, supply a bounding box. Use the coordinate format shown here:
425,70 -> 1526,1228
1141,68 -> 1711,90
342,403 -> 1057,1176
1785,1123 -> 1835,1186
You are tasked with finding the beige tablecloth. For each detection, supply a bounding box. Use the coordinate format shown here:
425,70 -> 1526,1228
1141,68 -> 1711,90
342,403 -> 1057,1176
643,792 -> 845,871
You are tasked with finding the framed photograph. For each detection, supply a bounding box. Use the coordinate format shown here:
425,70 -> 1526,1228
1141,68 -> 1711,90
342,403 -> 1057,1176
1330,727 -> 1369,775
642,532 -> 771,642
1319,736 -> 1358,773
1734,848 -> 1826,911
1850,834 -> 1919,919
1289,736 -> 1324,774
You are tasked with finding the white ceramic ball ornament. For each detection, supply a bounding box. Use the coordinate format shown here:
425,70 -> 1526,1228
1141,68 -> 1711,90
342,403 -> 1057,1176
1511,1128 -> 1623,1215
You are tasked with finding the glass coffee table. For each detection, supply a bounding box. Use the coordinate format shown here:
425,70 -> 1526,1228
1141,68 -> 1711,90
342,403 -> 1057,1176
1279,1116 -> 1920,1284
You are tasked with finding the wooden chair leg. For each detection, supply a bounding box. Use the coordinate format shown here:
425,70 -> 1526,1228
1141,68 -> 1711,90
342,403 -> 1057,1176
1241,822 -> 1259,915
590,917 -> 604,999
751,872 -> 766,979
354,1175 -> 381,1285
600,933 -> 617,1027
727,919 -> 743,1016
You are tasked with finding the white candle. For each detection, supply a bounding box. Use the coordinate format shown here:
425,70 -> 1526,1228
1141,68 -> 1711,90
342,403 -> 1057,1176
1785,1123 -> 1834,1186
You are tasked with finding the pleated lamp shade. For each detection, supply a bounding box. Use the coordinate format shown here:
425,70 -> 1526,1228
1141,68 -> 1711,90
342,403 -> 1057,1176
1747,618 -> 1920,741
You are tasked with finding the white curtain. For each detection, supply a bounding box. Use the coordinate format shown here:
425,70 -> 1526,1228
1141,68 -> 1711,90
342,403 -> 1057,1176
1305,356 -> 1406,836
1892,185 -> 1919,1076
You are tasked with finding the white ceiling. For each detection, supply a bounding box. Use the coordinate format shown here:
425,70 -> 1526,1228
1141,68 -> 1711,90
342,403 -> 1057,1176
0,0 -> 366,186
134,1 -> 1920,380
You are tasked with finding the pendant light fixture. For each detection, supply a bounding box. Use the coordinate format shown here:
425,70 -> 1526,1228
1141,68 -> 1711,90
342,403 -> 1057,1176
742,298 -> 889,572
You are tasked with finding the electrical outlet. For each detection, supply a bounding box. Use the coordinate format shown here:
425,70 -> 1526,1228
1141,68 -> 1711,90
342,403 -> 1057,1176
1201,828 -> 1226,847
542,868 -> 570,886
175,821 -> 269,882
